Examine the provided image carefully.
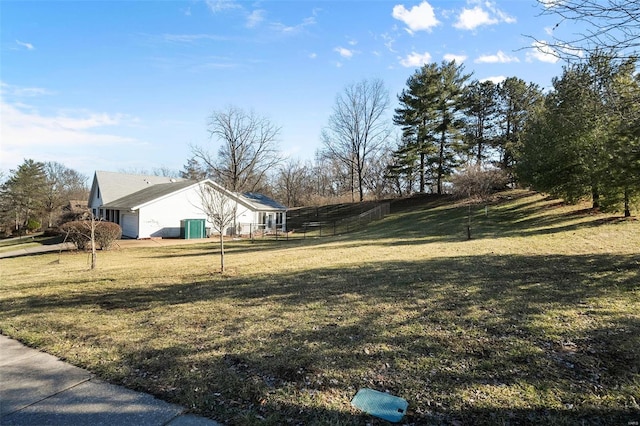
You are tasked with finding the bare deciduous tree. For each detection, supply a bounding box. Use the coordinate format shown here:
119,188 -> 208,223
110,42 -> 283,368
363,148 -> 396,200
533,0 -> 640,60
43,162 -> 88,227
193,105 -> 282,193
273,158 -> 314,207
321,79 -> 391,202
195,181 -> 237,273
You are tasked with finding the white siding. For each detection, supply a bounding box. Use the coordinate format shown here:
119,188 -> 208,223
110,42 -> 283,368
90,177 -> 285,239
137,186 -> 208,239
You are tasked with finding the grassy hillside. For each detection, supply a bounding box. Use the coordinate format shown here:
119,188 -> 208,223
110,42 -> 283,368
1,190 -> 639,425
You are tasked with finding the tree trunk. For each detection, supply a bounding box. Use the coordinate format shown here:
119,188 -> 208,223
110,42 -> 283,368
358,164 -> 364,202
90,215 -> 97,270
437,129 -> 446,195
419,152 -> 425,193
219,232 -> 225,272
624,188 -> 630,217
591,185 -> 600,209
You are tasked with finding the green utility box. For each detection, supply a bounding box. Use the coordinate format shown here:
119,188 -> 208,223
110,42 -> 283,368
180,219 -> 206,239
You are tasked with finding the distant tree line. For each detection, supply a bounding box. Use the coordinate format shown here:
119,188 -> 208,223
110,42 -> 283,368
3,55 -> 637,230
179,0 -> 638,214
183,52 -> 638,216
0,160 -> 89,236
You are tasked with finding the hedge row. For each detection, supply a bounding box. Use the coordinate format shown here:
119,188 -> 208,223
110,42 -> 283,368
59,221 -> 122,250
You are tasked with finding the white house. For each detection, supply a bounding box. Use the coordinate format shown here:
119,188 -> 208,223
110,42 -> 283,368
88,171 -> 287,239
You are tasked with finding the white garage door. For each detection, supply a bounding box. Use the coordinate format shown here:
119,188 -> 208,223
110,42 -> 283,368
121,213 -> 138,239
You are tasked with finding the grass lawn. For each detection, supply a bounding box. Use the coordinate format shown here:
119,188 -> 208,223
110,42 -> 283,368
1,190 -> 639,425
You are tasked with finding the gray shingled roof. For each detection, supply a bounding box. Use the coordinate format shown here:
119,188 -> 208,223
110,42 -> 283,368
93,171 -> 187,205
103,180 -> 197,209
92,171 -> 287,212
241,192 -> 287,210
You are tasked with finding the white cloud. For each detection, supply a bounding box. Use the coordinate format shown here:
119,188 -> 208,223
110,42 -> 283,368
308,53 -> 317,59
400,51 -> 432,67
444,53 -> 467,63
15,40 -> 35,50
381,33 -> 397,53
541,0 -> 562,8
1,102 -> 138,142
0,83 -> 142,172
454,6 -> 497,30
334,47 -> 354,59
475,50 -> 519,63
161,33 -> 229,43
1,82 -> 53,97
526,40 -> 560,63
481,75 -> 507,84
246,9 -> 265,28
454,1 -> 515,30
392,1 -> 440,34
488,2 -> 516,24
205,0 -> 239,13
270,16 -> 316,34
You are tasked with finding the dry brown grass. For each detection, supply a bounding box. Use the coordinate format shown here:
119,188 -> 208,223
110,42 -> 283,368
1,190 -> 639,425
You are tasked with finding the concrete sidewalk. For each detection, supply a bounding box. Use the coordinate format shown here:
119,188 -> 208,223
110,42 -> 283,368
0,335 -> 222,426
0,242 -> 76,259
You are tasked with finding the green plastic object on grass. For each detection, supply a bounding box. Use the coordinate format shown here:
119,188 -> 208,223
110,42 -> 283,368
351,388 -> 408,423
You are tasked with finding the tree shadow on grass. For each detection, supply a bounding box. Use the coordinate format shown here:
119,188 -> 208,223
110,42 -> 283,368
143,239 -> 307,260
346,190 -> 636,245
1,253 -> 639,425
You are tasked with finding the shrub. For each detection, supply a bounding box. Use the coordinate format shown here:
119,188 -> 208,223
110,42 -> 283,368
59,220 -> 122,250
26,218 -> 41,232
60,221 -> 89,249
451,165 -> 508,200
95,221 -> 122,250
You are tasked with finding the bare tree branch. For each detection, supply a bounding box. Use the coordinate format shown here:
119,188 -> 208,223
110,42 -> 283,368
529,0 -> 640,61
194,181 -> 237,272
321,79 -> 391,202
194,106 -> 283,193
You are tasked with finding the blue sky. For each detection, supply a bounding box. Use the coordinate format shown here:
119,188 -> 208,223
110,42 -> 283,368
1,0 -> 570,179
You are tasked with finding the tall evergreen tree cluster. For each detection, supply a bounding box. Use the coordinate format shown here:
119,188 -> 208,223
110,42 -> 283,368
386,55 -> 638,215
519,53 -> 640,216
390,61 -> 543,195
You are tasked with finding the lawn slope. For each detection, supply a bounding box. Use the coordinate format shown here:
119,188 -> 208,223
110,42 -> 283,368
1,190 -> 638,425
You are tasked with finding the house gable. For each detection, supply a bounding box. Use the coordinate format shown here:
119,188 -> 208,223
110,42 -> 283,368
89,171 -> 186,207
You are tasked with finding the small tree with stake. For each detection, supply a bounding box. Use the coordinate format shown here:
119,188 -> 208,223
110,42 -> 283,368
196,181 -> 237,273
59,210 -> 99,269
